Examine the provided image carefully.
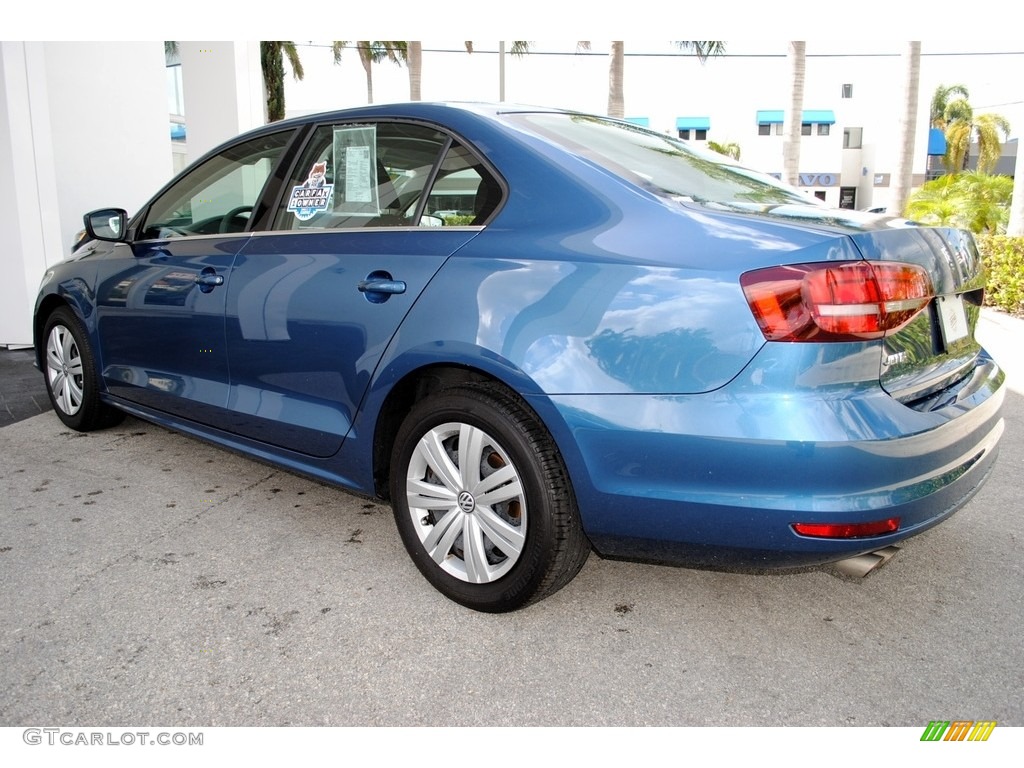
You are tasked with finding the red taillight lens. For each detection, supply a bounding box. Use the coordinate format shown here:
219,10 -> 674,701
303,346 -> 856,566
741,261 -> 933,342
792,518 -> 900,538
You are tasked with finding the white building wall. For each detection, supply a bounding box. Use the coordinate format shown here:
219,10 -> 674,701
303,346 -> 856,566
179,41 -> 265,164
0,41 -> 171,346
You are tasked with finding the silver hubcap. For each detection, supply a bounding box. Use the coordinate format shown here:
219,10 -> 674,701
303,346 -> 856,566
46,324 -> 85,416
406,422 -> 527,583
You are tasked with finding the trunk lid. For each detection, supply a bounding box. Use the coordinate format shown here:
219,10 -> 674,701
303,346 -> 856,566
847,226 -> 987,408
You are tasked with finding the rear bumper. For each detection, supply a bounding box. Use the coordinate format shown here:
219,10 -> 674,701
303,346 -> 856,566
539,350 -> 1005,568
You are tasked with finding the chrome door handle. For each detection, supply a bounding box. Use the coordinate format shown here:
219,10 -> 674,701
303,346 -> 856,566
358,279 -> 406,295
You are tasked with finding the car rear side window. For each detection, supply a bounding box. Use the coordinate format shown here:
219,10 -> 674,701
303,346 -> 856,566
139,130 -> 294,240
273,122 -> 451,230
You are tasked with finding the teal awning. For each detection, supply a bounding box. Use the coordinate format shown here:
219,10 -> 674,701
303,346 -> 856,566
802,109 -> 835,125
625,117 -> 649,127
757,109 -> 835,125
676,117 -> 710,130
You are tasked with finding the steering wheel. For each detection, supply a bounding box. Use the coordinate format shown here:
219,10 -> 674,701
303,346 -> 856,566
219,205 -> 254,233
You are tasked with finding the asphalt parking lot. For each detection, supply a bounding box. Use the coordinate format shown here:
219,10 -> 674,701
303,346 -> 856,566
1,316 -> 1022,727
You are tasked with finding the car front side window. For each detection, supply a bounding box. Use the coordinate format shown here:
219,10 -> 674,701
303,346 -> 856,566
138,130 -> 294,241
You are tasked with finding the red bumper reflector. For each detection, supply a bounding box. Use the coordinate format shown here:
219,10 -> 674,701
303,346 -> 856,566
792,518 -> 900,539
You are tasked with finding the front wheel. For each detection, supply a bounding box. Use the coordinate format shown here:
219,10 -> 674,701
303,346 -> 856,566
42,306 -> 124,431
389,383 -> 590,612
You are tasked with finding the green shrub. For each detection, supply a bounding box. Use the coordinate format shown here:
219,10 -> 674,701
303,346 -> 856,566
442,214 -> 475,226
905,172 -> 1012,234
977,234 -> 1024,315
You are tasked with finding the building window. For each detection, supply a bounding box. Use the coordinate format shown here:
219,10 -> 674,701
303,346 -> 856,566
166,63 -> 184,116
842,83 -> 853,99
814,191 -> 827,201
843,127 -> 863,149
678,129 -> 691,140
694,129 -> 707,141
758,124 -> 771,136
801,123 -> 812,136
817,124 -> 830,136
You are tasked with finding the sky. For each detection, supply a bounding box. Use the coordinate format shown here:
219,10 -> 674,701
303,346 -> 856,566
17,0 -> 1024,44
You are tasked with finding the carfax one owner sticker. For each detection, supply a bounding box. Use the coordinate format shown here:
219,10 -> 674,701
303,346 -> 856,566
287,161 -> 333,221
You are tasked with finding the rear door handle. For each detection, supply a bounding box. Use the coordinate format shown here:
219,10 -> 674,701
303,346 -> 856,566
358,279 -> 406,295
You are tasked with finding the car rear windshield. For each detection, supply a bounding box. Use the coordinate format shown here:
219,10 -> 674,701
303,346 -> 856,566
507,112 -> 815,209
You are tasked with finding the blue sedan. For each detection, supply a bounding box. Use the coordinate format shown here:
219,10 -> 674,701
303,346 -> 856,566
34,103 -> 1005,611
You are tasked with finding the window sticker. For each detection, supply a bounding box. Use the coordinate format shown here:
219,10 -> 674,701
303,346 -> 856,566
286,161 -> 333,221
332,126 -> 379,215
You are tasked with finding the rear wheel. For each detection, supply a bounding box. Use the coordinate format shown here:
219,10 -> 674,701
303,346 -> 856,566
43,307 -> 124,431
389,383 -> 589,612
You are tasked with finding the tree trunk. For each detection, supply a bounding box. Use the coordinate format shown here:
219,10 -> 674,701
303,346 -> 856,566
608,42 -> 624,118
890,42 -> 921,217
783,41 -> 805,187
359,43 -> 374,104
409,41 -> 422,101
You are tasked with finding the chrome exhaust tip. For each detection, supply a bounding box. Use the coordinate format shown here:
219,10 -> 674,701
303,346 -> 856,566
832,545 -> 901,578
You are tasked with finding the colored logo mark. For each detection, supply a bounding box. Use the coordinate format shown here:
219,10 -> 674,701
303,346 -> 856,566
920,720 -> 997,741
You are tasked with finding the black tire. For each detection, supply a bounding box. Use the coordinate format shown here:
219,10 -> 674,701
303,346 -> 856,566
42,306 -> 125,431
389,382 -> 590,612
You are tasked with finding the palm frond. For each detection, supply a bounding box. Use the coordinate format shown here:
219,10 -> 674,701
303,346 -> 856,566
331,41 -> 349,65
509,41 -> 532,57
282,42 -> 304,80
674,41 -> 726,63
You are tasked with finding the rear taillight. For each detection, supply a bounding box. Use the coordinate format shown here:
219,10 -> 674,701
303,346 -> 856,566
741,261 -> 933,342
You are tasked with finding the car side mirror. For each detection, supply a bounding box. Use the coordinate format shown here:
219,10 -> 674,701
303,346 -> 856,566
83,208 -> 128,242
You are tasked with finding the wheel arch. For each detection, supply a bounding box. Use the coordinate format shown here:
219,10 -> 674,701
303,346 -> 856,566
369,359 -> 588,507
34,293 -> 84,369
34,262 -> 100,369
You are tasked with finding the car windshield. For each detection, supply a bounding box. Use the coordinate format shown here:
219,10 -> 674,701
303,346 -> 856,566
507,112 -> 817,209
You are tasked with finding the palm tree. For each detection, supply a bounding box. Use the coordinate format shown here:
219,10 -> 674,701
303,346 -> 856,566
973,113 -> 1012,174
889,42 -> 921,217
261,42 -> 304,122
605,41 -> 725,119
332,41 -> 406,104
408,41 -> 423,100
945,111 -> 1011,173
608,41 -> 625,117
783,41 -> 805,187
930,83 -> 971,129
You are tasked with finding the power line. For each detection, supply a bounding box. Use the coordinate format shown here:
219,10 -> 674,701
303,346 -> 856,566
297,43 -> 1024,59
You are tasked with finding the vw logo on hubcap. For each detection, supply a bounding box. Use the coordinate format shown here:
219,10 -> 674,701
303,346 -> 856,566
457,491 -> 476,514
